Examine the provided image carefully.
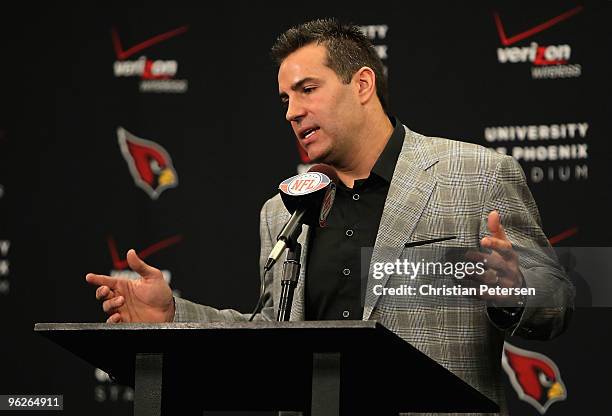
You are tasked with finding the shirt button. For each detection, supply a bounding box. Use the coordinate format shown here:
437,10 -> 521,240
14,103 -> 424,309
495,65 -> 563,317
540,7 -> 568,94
342,268 -> 351,276
345,229 -> 354,237
342,310 -> 350,318
352,194 -> 360,201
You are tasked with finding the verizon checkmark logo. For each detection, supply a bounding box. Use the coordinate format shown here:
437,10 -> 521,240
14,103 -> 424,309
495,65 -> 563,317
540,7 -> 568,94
107,234 -> 183,270
111,25 -> 189,93
493,6 -> 584,78
493,6 -> 583,46
111,25 -> 189,60
549,226 -> 579,245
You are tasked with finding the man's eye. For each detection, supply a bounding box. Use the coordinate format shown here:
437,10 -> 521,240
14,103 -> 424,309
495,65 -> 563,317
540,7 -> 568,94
303,86 -> 315,94
280,99 -> 288,109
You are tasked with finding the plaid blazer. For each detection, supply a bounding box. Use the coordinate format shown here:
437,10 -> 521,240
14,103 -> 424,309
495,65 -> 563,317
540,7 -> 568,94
174,125 -> 574,415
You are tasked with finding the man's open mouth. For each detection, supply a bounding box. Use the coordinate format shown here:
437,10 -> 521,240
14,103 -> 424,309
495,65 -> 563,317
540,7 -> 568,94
301,127 -> 320,139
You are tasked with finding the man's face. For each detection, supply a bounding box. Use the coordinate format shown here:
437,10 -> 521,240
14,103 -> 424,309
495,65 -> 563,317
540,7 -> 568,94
278,43 -> 360,164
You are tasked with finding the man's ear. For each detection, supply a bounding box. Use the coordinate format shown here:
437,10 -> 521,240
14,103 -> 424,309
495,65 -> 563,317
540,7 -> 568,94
354,66 -> 376,105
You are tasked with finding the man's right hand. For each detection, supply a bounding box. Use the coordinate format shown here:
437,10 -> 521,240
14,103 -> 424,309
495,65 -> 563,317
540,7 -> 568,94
85,249 -> 175,323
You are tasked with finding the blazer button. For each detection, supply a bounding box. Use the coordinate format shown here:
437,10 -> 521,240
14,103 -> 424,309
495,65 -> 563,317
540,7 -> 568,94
342,310 -> 350,318
345,229 -> 354,237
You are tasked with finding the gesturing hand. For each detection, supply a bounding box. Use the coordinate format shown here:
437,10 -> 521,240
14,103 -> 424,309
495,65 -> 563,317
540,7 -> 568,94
85,249 -> 175,323
467,210 -> 525,305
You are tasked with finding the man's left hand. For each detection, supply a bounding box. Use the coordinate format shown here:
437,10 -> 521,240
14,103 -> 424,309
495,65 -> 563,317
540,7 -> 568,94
466,210 -> 525,304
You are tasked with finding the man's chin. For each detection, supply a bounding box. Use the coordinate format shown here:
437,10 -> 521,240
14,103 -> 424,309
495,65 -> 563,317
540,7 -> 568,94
306,147 -> 333,165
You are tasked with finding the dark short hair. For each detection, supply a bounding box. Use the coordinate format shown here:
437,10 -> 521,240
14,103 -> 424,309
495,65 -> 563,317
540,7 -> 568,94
271,18 -> 388,112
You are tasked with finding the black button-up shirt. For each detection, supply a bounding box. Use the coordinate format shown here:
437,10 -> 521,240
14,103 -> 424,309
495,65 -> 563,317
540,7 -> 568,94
305,116 -> 405,320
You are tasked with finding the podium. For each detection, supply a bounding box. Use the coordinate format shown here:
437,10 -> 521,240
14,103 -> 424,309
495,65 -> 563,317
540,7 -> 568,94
35,321 -> 498,415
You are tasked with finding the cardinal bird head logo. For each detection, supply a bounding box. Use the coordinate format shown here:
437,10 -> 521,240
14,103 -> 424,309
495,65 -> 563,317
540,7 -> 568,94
117,127 -> 178,199
502,342 -> 567,414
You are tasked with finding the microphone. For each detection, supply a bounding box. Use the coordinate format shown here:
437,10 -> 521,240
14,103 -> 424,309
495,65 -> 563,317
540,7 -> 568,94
264,164 -> 338,271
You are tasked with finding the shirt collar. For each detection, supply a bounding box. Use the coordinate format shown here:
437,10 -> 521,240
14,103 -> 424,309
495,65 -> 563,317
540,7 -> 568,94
370,115 -> 405,183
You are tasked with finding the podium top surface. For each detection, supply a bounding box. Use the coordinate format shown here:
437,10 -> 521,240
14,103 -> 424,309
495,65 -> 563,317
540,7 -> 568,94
35,321 -> 396,354
35,320 -> 379,332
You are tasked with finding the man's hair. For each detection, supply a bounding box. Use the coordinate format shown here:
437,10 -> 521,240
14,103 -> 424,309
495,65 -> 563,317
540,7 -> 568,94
271,18 -> 388,112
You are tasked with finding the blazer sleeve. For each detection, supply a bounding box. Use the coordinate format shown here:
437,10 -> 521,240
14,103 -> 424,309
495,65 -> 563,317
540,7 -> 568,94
172,200 -> 277,322
480,154 -> 575,339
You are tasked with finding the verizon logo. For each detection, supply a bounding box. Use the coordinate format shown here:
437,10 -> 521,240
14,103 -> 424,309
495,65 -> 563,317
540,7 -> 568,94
111,25 -> 189,93
493,6 -> 583,79
497,42 -> 570,65
113,56 -> 177,79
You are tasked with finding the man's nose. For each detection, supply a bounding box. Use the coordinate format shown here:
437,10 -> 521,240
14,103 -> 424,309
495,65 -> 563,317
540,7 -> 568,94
285,99 -> 306,123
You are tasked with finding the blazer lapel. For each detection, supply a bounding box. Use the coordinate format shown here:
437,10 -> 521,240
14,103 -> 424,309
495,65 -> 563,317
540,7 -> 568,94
363,127 -> 438,320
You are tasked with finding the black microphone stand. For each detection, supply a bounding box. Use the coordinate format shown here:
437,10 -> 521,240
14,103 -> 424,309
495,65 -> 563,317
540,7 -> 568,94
277,228 -> 302,322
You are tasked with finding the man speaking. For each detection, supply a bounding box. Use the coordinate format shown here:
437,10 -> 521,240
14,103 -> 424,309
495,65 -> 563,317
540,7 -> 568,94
86,18 -> 574,415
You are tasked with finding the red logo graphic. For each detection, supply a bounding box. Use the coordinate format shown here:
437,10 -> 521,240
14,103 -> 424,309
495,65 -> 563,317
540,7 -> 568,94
493,6 -> 583,46
291,179 -> 316,193
493,6 -> 583,67
502,342 -> 567,414
279,172 -> 329,196
107,235 -> 183,270
111,25 -> 189,92
117,127 -> 179,199
549,226 -> 579,245
111,25 -> 189,60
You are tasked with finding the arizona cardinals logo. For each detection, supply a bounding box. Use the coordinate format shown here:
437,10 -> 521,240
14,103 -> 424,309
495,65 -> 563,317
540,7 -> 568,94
502,342 -> 567,414
117,127 -> 178,199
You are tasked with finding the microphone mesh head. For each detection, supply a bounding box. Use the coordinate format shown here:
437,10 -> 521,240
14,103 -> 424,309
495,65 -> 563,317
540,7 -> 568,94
308,164 -> 339,184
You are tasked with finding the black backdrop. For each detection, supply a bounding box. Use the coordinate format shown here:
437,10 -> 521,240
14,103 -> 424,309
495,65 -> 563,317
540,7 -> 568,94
1,1 -> 611,414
